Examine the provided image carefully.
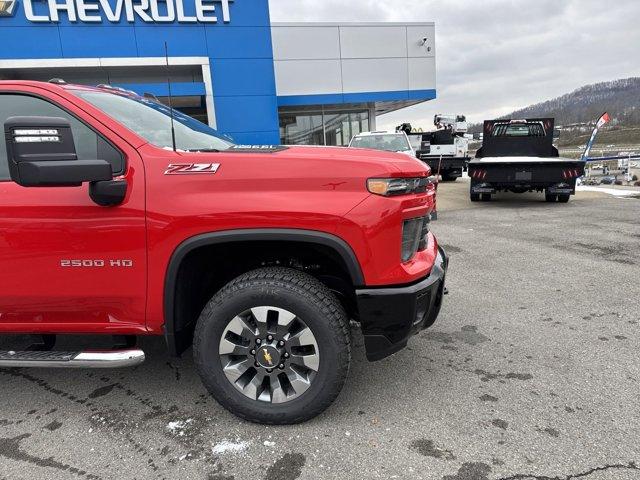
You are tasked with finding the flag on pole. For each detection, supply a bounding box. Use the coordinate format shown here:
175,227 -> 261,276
582,112 -> 610,161
596,112 -> 611,129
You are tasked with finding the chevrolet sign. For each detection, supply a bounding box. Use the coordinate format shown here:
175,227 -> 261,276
0,0 -> 17,16
16,0 -> 234,23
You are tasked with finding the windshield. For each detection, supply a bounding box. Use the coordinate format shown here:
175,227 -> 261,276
492,123 -> 546,137
350,134 -> 411,152
407,135 -> 423,150
74,89 -> 234,151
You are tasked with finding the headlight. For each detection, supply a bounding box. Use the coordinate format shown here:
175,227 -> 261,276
402,216 -> 430,262
367,177 -> 433,196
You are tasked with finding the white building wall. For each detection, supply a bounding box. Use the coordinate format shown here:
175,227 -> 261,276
271,23 -> 436,98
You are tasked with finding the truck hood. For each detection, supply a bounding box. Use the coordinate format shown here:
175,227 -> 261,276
273,145 -> 430,177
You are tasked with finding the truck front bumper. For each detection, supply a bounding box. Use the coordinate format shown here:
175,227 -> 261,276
356,247 -> 448,361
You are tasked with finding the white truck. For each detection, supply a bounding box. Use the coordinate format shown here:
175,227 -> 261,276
348,130 -> 415,157
401,115 -> 471,181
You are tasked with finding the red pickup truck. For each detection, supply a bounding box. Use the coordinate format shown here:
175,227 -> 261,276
0,81 -> 447,424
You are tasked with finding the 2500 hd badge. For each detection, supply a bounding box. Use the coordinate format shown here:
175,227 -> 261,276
60,259 -> 134,267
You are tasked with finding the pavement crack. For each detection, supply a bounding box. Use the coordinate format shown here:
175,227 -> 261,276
0,433 -> 102,479
0,368 -> 91,406
166,362 -> 182,381
497,461 -> 639,480
473,369 -> 533,382
0,369 -> 166,478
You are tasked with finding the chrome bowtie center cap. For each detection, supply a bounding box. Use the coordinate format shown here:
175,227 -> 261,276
219,306 -> 320,404
255,345 -> 280,369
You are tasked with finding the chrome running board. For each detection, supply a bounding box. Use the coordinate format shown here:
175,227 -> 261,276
0,349 -> 145,368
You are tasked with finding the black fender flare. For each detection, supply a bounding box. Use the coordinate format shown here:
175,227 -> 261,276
163,228 -> 364,355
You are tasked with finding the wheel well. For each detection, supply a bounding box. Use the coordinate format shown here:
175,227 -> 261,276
166,238 -> 360,356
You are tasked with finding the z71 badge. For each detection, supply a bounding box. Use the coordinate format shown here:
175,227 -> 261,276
164,163 -> 220,175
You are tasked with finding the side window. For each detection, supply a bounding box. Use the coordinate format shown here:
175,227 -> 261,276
0,94 -> 124,181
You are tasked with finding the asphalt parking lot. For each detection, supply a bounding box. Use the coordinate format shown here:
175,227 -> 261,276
1,180 -> 639,480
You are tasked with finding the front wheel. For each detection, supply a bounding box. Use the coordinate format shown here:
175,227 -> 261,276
558,194 -> 570,203
470,192 -> 480,202
193,267 -> 351,424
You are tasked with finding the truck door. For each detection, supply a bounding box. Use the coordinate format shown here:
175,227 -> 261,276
0,90 -> 147,334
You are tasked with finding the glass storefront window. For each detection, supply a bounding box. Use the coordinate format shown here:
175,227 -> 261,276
279,107 -> 369,146
279,112 -> 324,145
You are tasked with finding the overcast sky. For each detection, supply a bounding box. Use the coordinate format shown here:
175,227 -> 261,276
269,0 -> 640,130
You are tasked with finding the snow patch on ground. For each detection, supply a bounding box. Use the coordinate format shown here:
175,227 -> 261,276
577,186 -> 640,197
211,440 -> 250,455
166,419 -> 193,436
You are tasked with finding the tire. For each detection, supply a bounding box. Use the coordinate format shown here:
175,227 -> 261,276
545,192 -> 557,202
193,267 -> 351,424
470,192 -> 480,202
558,194 -> 570,203
441,173 -> 458,182
481,193 -> 492,202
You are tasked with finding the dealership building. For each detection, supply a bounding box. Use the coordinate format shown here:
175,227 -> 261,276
0,0 -> 436,145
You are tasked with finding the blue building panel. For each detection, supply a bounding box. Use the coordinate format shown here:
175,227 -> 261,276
59,25 -> 139,57
211,59 -> 276,97
1,26 -> 63,59
208,0 -> 271,26
407,89 -> 437,101
214,94 -> 278,133
205,26 -> 274,59
135,25 -> 208,57
278,89 -> 437,107
229,130 -> 280,145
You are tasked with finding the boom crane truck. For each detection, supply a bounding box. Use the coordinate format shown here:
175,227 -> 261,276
400,115 -> 470,182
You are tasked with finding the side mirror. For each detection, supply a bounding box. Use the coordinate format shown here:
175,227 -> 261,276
4,116 -> 112,187
5,116 -> 126,206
